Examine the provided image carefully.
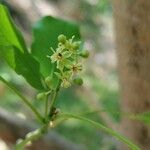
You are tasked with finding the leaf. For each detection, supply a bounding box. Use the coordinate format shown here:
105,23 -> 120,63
0,4 -> 27,52
1,46 -> 44,89
0,4 -> 44,90
59,113 -> 140,150
31,16 -> 81,78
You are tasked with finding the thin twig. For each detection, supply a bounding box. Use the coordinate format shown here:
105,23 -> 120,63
0,76 -> 44,123
14,124 -> 49,150
45,95 -> 49,119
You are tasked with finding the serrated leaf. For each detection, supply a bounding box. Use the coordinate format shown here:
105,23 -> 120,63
31,16 -> 81,78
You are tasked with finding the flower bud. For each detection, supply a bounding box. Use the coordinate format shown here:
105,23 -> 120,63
79,50 -> 89,58
16,139 -> 23,145
26,132 -> 33,138
72,42 -> 80,50
45,76 -> 52,88
58,34 -> 66,44
36,92 -> 46,100
73,77 -> 83,85
49,121 -> 54,128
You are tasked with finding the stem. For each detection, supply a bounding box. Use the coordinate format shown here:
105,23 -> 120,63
14,87 -> 60,149
14,124 -> 49,150
58,113 -> 140,150
0,76 -> 44,123
78,109 -> 139,121
45,95 -> 49,119
78,109 -> 121,116
49,91 -> 57,111
49,88 -> 59,116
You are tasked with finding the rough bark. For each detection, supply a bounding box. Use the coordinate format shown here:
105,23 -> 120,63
112,0 -> 150,149
0,108 -> 80,150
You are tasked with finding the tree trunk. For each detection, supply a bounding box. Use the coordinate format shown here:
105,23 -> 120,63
112,0 -> 150,150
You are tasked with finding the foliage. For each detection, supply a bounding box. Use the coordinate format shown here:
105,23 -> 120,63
0,4 -> 141,150
0,4 -> 43,90
31,16 -> 80,78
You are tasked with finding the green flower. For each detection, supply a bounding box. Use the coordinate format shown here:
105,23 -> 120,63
50,49 -> 71,70
64,36 -> 80,53
50,49 -> 62,63
61,78 -> 71,88
66,62 -> 82,73
60,71 -> 72,88
47,34 -> 87,89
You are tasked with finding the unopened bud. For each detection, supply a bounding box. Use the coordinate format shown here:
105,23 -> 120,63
49,121 -> 54,128
72,42 -> 80,50
58,34 -> 66,44
73,77 -> 83,86
16,139 -> 23,145
36,92 -> 46,100
79,50 -> 89,58
45,76 -> 52,89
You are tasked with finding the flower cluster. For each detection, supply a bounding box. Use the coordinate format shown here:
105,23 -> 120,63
47,34 -> 89,88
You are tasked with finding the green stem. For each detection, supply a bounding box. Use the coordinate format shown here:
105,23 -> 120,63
49,91 -> 57,111
78,109 -> 141,121
45,95 -> 49,119
49,88 -> 59,116
14,124 -> 49,150
78,109 -> 122,116
58,113 -> 140,150
0,76 -> 44,123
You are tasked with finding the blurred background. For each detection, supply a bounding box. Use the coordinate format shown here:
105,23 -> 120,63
0,0 -> 121,149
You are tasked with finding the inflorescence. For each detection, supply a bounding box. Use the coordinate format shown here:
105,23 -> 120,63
47,34 -> 89,88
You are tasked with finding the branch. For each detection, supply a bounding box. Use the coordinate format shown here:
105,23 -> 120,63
0,108 -> 81,150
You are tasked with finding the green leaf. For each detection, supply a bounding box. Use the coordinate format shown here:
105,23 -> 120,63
0,4 -> 44,90
0,4 -> 27,52
1,46 -> 44,90
31,16 -> 81,77
59,113 -> 140,150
